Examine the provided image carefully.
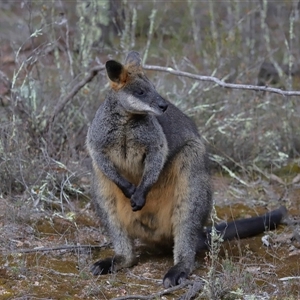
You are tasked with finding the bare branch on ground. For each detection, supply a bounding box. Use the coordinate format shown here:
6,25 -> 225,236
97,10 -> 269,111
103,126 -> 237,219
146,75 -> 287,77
111,280 -> 196,300
4,243 -> 108,254
179,278 -> 204,300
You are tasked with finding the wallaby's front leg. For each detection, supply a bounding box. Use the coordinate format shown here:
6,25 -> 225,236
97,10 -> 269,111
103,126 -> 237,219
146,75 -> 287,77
130,144 -> 167,211
92,153 -> 136,199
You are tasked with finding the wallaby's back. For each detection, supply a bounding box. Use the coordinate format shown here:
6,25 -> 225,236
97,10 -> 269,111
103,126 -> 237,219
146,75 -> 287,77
157,101 -> 202,158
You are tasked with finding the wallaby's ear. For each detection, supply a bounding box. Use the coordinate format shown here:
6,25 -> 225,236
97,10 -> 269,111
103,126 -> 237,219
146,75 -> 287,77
125,51 -> 143,73
106,60 -> 125,83
106,60 -> 128,89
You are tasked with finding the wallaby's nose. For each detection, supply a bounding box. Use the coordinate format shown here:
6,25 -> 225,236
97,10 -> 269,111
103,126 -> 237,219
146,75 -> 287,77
158,98 -> 168,112
159,102 -> 168,112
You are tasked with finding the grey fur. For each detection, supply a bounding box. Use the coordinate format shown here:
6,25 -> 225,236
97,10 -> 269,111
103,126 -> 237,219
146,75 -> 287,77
87,51 -> 212,287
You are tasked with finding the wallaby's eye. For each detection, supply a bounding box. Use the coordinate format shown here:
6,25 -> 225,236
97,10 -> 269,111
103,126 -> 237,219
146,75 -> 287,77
134,89 -> 145,96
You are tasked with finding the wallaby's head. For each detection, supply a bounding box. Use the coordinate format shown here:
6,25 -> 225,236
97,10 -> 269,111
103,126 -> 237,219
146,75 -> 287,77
106,51 -> 168,115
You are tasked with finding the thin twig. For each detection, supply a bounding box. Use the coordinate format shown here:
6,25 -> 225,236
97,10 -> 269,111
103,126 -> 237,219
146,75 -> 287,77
5,243 -> 108,254
44,64 -> 105,133
179,278 -> 204,300
111,280 -> 193,300
38,266 -> 78,277
143,64 -> 300,96
8,60 -> 300,138
37,60 -> 300,141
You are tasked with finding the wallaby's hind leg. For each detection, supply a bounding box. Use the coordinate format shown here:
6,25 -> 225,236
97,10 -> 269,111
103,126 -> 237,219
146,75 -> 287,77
90,184 -> 137,275
90,227 -> 136,275
163,141 -> 212,288
91,250 -> 136,275
91,257 -> 117,275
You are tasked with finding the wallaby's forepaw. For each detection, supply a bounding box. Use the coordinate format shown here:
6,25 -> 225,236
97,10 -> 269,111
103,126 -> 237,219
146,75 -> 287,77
90,258 -> 114,275
130,190 -> 146,211
163,266 -> 188,288
122,182 -> 136,199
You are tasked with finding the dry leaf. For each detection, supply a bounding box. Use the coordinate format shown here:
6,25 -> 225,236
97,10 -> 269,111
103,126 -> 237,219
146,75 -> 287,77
269,174 -> 285,185
292,173 -> 300,184
245,266 -> 261,274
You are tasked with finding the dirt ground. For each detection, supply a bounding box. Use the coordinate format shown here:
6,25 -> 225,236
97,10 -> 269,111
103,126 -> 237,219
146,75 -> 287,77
0,172 -> 300,300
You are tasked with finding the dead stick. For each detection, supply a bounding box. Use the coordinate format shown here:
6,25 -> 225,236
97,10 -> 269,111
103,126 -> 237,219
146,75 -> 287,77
143,64 -> 300,96
5,243 -> 108,254
111,280 -> 193,300
45,62 -> 300,131
44,62 -> 300,135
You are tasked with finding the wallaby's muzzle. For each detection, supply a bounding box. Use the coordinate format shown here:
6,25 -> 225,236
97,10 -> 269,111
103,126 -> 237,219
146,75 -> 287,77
156,96 -> 168,113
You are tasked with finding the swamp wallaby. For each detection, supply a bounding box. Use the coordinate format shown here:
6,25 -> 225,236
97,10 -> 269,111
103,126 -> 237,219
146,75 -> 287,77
87,51 -> 287,288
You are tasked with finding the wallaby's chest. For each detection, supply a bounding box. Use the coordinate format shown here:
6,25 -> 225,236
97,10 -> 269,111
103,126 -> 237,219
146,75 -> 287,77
106,120 -> 150,183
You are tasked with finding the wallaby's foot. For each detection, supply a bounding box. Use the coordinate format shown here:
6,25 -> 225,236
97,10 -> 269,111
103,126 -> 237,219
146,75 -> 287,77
130,190 -> 146,211
91,255 -> 137,276
90,257 -> 113,275
163,264 -> 188,288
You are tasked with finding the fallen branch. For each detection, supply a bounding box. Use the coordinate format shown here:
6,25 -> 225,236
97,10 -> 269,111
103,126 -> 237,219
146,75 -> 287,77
143,64 -> 300,96
279,276 -> 300,281
111,280 -> 193,300
37,266 -> 78,277
179,278 -> 204,300
6,243 -> 108,254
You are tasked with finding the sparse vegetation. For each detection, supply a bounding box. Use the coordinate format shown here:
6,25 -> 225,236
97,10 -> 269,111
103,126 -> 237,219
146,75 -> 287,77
0,0 -> 300,299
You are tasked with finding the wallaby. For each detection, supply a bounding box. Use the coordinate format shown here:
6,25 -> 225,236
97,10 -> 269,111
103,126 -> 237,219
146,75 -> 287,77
87,51 -> 287,288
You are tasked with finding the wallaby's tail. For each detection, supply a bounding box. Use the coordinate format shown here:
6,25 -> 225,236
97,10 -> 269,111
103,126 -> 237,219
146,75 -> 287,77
198,206 -> 287,251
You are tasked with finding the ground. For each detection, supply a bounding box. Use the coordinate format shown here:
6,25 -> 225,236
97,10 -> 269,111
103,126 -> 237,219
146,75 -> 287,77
0,172 -> 299,300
